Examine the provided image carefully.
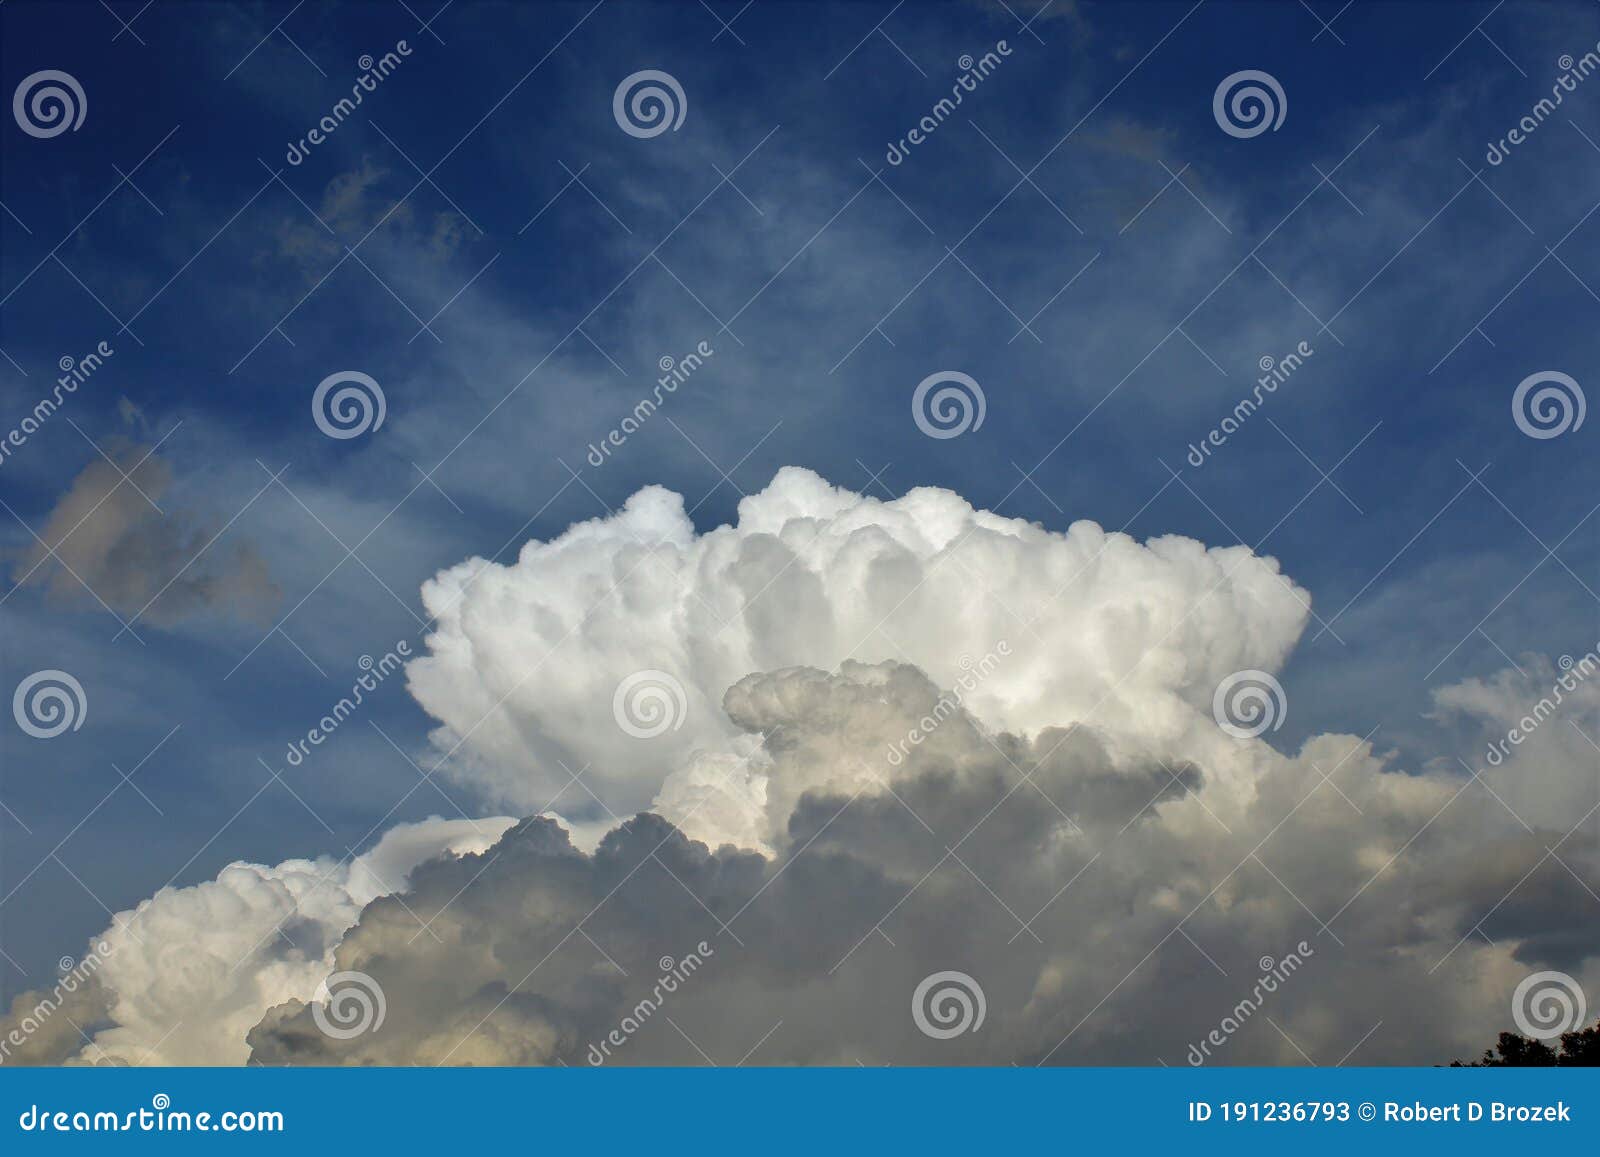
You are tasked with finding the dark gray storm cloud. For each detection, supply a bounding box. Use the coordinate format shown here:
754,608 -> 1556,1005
241,661 -> 1598,1066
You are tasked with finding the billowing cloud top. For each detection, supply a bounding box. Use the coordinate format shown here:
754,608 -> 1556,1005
408,466 -> 1311,831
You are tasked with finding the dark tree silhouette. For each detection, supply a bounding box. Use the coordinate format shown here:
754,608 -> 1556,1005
1453,1019 -> 1600,1066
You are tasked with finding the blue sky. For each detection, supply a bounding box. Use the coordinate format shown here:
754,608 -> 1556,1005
1,0 -> 1596,1021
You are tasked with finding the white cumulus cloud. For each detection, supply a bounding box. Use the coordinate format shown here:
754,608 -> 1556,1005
0,816 -> 513,1065
407,466 -> 1313,845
